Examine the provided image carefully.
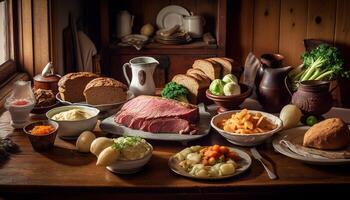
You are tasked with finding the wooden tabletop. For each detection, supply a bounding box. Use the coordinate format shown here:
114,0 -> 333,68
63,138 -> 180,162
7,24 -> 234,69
1,110 -> 350,199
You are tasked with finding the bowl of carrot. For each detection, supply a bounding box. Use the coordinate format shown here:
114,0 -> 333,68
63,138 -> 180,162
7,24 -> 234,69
23,120 -> 59,151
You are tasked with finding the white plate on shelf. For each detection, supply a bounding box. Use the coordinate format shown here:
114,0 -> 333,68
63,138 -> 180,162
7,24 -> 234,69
168,147 -> 251,180
56,91 -> 134,114
100,104 -> 211,142
156,5 -> 190,29
272,126 -> 350,165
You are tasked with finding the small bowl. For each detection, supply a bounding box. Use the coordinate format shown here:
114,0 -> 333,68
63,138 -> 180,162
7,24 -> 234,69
23,120 -> 59,151
46,105 -> 99,139
206,84 -> 252,113
106,143 -> 153,174
31,101 -> 60,114
211,110 -> 283,146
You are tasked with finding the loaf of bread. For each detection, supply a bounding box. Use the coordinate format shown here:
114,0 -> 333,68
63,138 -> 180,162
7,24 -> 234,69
172,74 -> 210,104
58,72 -> 99,103
192,59 -> 222,80
84,77 -> 128,105
303,118 -> 350,150
186,68 -> 211,82
206,57 -> 232,76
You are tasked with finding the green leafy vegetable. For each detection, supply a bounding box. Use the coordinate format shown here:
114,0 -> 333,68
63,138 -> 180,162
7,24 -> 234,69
209,79 -> 225,96
112,136 -> 143,150
289,44 -> 349,91
161,82 -> 189,103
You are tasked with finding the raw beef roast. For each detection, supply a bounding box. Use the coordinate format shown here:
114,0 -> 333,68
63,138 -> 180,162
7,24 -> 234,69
114,96 -> 199,134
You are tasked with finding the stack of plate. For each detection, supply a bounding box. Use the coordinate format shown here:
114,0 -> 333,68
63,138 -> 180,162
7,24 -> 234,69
155,32 -> 191,45
156,5 -> 190,29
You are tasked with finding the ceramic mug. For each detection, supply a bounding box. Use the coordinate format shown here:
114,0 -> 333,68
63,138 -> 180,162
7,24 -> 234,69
182,15 -> 206,38
123,56 -> 159,96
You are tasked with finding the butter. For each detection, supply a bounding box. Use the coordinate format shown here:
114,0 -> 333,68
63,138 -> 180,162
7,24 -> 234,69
51,109 -> 91,121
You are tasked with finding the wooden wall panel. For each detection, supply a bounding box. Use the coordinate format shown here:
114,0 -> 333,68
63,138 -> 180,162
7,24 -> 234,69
21,0 -> 34,76
306,0 -> 336,42
33,0 -> 50,73
335,0 -> 350,107
253,0 -> 281,57
279,0 -> 307,67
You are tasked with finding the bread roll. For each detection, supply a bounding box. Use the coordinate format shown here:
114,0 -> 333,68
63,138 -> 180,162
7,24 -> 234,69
303,118 -> 350,150
58,72 -> 99,103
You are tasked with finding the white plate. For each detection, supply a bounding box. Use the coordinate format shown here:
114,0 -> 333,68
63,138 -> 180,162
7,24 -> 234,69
211,110 -> 283,147
56,91 -> 134,113
156,5 -> 190,29
272,126 -> 350,165
168,147 -> 251,180
100,104 -> 210,142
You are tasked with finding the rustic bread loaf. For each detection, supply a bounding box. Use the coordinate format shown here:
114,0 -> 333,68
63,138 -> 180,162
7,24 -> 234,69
84,77 -> 128,105
186,68 -> 211,82
58,72 -> 99,103
172,74 -> 210,104
192,59 -> 222,80
303,118 -> 350,150
207,57 -> 233,76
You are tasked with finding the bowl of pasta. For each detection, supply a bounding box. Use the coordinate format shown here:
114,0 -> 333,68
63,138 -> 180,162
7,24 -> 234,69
211,109 -> 283,146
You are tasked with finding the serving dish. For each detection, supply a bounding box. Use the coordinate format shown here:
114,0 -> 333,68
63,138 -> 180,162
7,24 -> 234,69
46,105 -> 99,139
211,110 -> 283,146
100,104 -> 211,142
23,120 -> 59,151
56,90 -> 134,115
272,126 -> 350,165
106,142 -> 153,174
168,147 -> 251,180
156,5 -> 190,29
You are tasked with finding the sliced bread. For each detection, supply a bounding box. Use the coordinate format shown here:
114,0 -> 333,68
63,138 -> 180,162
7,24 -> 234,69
58,72 -> 99,103
84,77 -> 128,105
207,57 -> 233,76
186,68 -> 211,82
192,59 -> 222,80
172,74 -> 210,104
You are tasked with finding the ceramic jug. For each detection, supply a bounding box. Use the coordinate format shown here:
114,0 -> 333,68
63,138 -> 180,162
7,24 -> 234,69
116,10 -> 134,38
182,15 -> 205,38
258,66 -> 293,113
123,56 -> 159,96
291,80 -> 333,116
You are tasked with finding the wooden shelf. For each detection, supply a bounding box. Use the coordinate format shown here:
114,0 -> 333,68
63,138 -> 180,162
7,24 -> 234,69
111,41 -> 217,50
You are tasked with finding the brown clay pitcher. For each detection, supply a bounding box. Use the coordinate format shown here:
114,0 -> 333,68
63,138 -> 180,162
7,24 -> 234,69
291,80 -> 334,116
258,66 -> 293,113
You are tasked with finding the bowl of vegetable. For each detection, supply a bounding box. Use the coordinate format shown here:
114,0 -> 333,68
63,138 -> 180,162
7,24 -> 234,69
23,120 -> 59,151
206,83 -> 252,113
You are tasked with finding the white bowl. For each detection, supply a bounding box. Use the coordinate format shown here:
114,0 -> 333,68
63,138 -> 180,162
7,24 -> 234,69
211,110 -> 283,146
106,143 -> 153,174
46,105 -> 100,139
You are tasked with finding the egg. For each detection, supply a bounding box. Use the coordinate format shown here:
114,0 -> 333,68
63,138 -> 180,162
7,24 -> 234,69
76,131 -> 96,153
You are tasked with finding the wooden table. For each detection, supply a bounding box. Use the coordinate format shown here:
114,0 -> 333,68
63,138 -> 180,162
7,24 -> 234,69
1,109 -> 350,200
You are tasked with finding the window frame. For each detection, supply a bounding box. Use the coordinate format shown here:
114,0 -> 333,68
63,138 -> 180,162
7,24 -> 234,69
0,0 -> 19,84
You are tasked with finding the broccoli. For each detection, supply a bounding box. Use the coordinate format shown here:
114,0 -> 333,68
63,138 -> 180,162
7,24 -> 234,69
289,44 -> 349,91
161,82 -> 189,103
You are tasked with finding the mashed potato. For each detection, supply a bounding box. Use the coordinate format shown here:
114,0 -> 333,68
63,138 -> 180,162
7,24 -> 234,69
113,137 -> 151,160
51,109 -> 91,121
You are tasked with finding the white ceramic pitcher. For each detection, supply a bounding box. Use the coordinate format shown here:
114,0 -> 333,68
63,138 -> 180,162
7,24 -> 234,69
123,56 -> 159,96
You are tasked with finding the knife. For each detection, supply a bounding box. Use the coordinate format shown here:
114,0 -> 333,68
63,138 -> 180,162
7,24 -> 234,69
250,148 -> 277,180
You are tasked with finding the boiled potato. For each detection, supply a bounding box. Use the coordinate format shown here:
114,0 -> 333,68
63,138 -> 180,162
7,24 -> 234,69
179,148 -> 192,158
76,131 -> 96,153
280,104 -> 302,129
90,137 -> 114,156
186,153 -> 201,164
219,163 -> 235,175
96,146 -> 120,166
196,169 -> 209,177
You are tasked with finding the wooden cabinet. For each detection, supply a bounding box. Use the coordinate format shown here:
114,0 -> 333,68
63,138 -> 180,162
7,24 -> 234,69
99,0 -> 227,87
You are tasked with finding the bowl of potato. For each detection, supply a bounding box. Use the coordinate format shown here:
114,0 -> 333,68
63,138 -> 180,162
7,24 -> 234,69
211,109 -> 283,146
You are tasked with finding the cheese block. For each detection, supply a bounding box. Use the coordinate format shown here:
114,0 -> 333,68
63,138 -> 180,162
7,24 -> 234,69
192,59 -> 222,80
58,72 -> 99,103
84,77 -> 128,105
172,74 -> 210,104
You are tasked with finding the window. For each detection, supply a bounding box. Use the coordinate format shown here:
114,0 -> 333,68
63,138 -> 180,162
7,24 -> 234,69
0,0 -> 9,65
